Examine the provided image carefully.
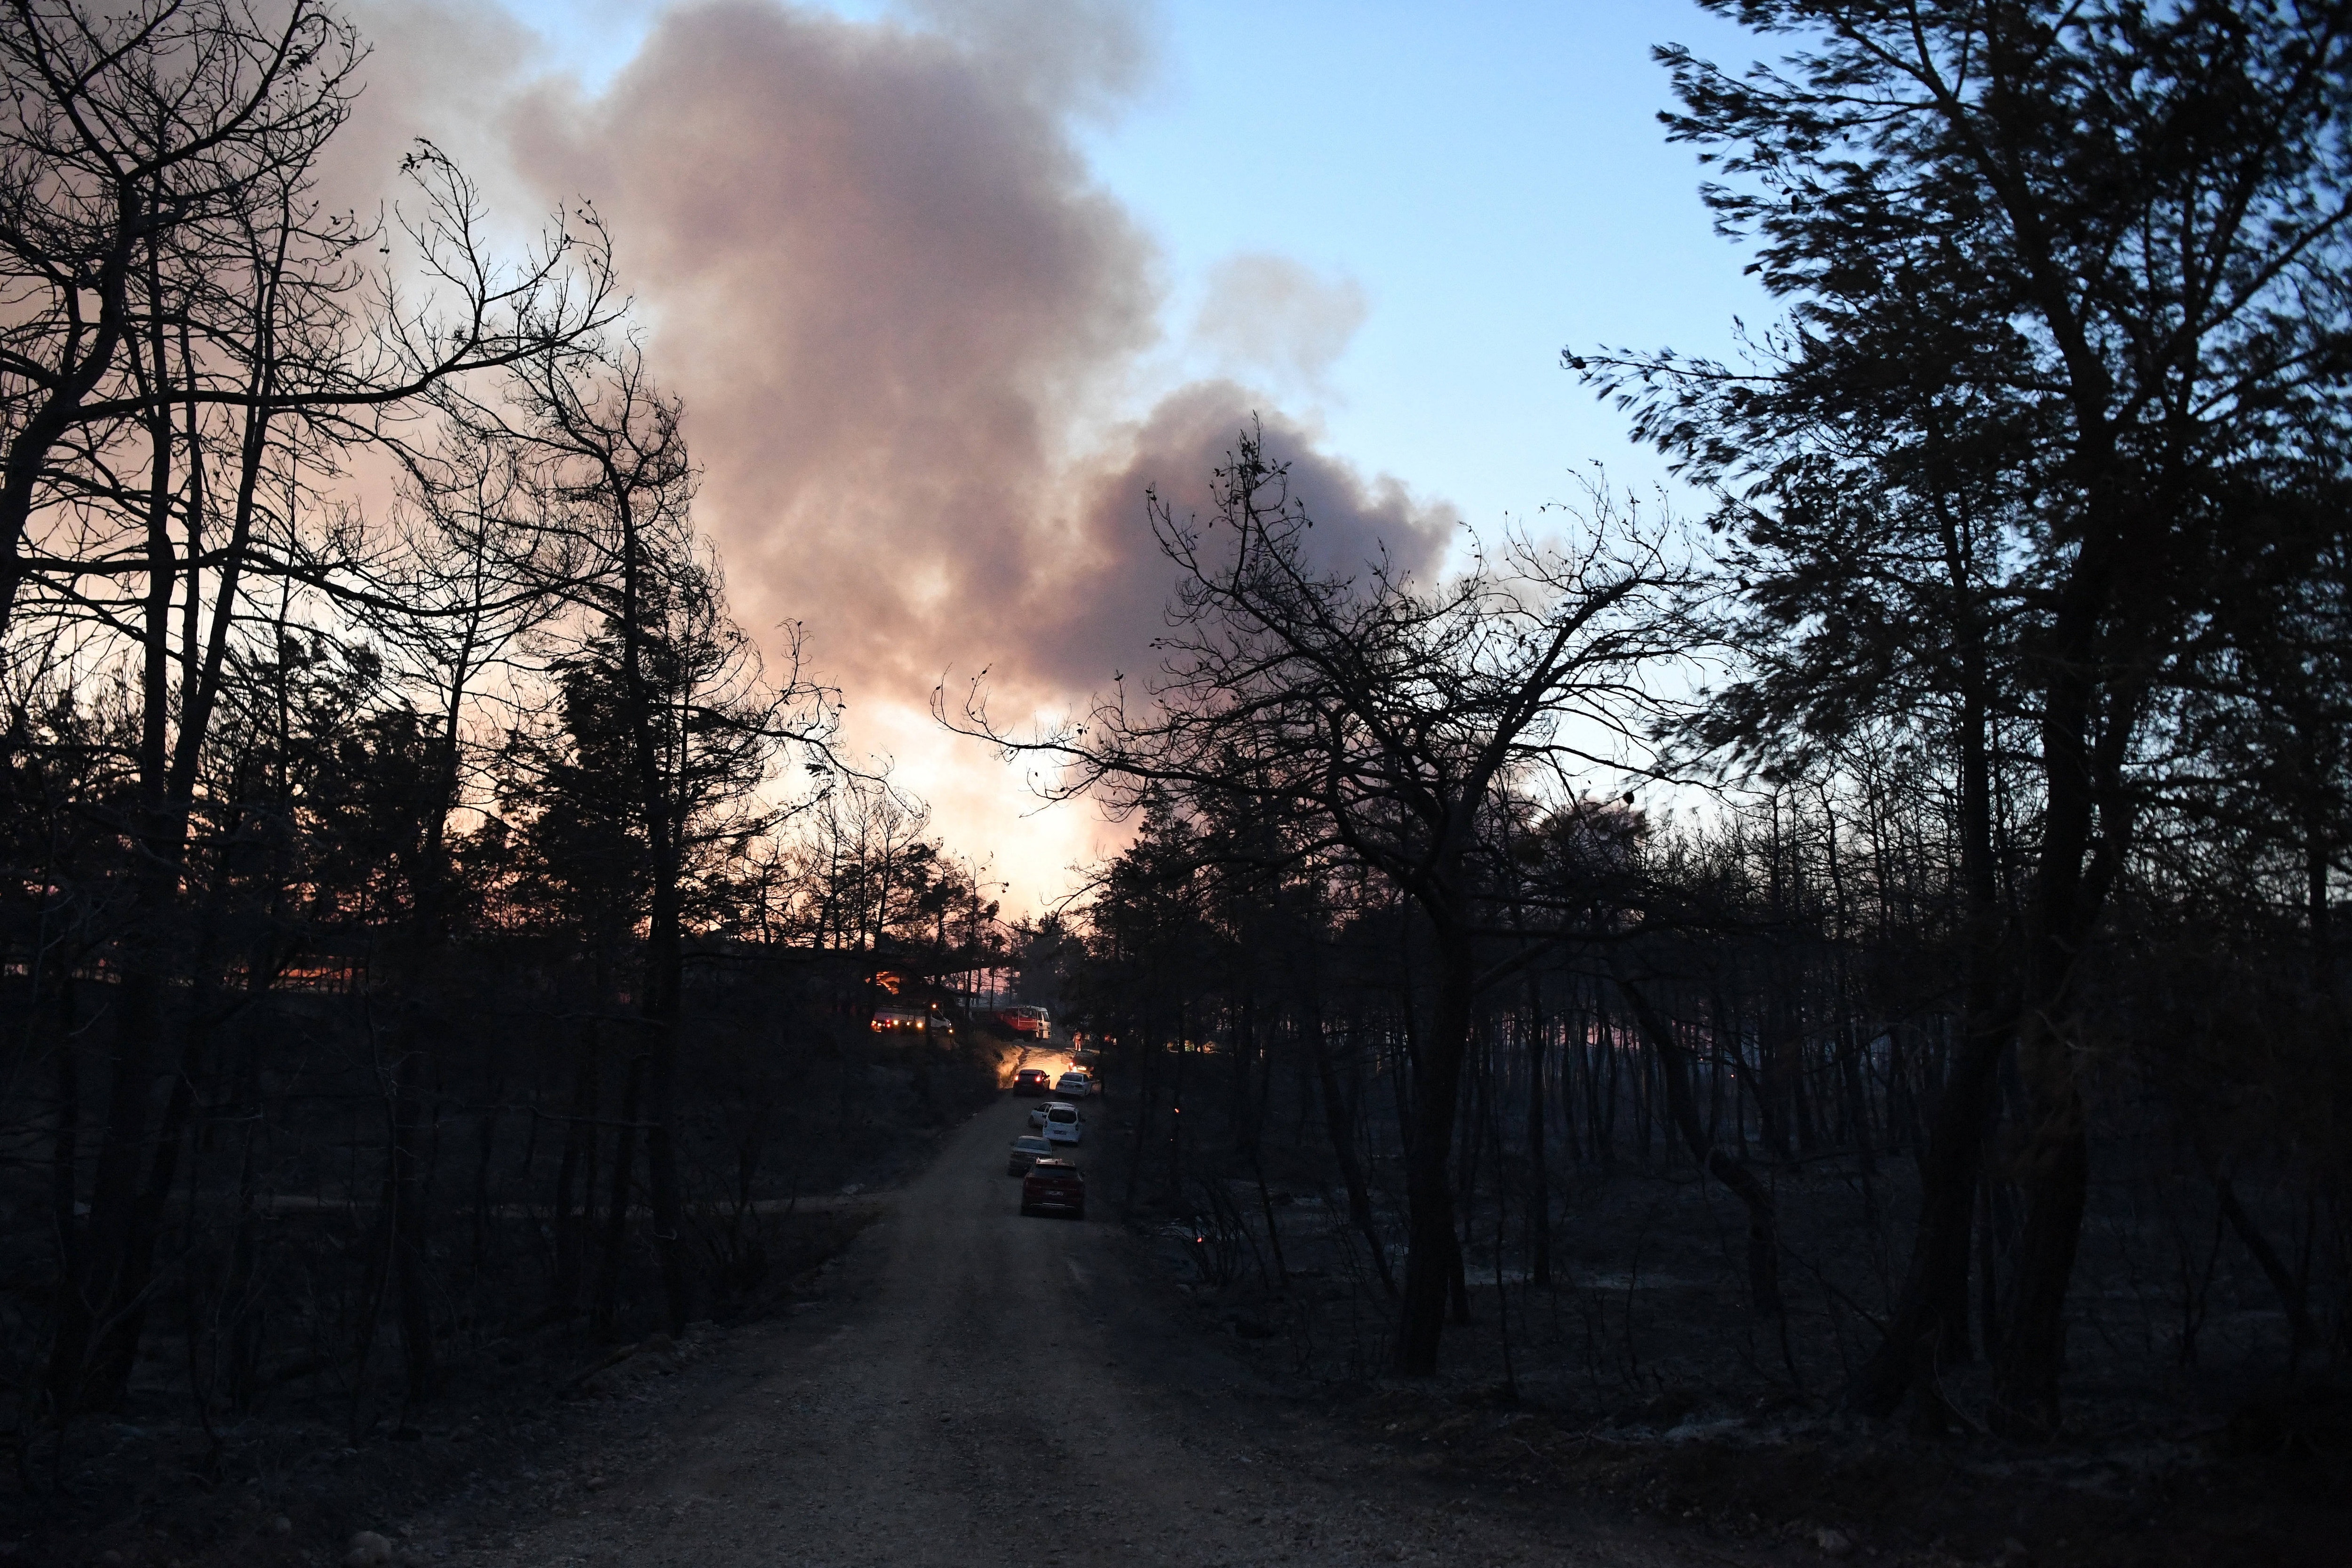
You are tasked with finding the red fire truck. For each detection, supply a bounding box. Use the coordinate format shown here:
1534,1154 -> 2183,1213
994,1004 -> 1050,1041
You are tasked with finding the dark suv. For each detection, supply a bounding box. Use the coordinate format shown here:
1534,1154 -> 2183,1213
1012,1067 -> 1051,1096
1020,1159 -> 1085,1219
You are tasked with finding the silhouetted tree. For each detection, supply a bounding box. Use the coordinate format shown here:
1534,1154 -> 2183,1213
952,429 -> 1700,1373
1580,0 -> 2352,1436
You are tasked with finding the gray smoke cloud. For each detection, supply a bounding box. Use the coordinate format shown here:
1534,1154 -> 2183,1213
491,0 -> 1447,692
339,0 -> 1452,895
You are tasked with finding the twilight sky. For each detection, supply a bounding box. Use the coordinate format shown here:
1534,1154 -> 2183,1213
350,0 -> 1772,913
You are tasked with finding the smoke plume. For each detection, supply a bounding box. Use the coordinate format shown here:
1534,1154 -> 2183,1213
348,0 -> 1452,897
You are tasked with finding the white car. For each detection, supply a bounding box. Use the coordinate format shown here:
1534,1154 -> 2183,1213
1029,1099 -> 1076,1129
1055,1070 -> 1095,1098
1041,1102 -> 1084,1145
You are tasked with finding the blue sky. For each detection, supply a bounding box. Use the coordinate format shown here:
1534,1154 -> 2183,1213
1074,2 -> 1775,530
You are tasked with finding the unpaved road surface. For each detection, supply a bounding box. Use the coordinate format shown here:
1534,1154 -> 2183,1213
416,1075 -> 1757,1568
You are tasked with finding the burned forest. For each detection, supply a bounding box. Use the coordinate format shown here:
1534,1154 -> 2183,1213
954,0 -> 2352,1536
5,2 -> 2352,1566
0,0 -> 1025,1518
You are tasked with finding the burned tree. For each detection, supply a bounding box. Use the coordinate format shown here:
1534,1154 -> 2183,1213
951,429 -> 1699,1373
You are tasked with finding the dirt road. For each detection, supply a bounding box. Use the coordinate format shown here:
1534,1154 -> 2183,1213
423,1074 -> 1750,1568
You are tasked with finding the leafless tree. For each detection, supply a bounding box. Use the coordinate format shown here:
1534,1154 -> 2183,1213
0,2 -> 622,640
948,428 -> 1703,1373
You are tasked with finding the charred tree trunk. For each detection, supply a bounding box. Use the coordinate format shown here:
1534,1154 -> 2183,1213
549,1040 -> 599,1315
51,879 -> 173,1416
1994,1007 -> 2091,1438
1616,973 -> 1781,1316
43,970 -> 81,1420
222,1083 -> 267,1416
1524,975 -> 1552,1288
2211,1171 -> 2315,1363
1849,613 -> 2008,1423
1989,606 -> 2126,1438
390,1059 -> 437,1406
1309,1010 -> 1395,1294
88,1014 -> 210,1402
592,1054 -> 644,1339
1394,923 -> 1474,1375
639,900 -> 691,1334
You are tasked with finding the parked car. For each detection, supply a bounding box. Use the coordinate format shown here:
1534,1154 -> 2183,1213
1042,1103 -> 1084,1145
1007,1135 -> 1054,1176
1012,1067 -> 1051,1096
1055,1070 -> 1094,1098
1029,1098 -> 1075,1129
1021,1159 -> 1085,1219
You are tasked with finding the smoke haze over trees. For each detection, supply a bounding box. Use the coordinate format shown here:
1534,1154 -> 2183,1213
0,0 -> 1025,1490
4,2 -> 2352,1559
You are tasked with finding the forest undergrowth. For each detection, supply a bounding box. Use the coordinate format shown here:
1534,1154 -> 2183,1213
0,985 -> 1007,1567
1096,1033 -> 2352,1568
